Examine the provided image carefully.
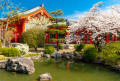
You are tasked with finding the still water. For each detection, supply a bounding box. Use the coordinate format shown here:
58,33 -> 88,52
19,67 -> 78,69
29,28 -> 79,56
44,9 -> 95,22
0,58 -> 120,81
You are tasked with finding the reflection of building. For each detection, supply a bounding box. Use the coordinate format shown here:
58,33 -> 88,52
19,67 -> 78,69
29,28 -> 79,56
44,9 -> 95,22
0,4 -> 52,43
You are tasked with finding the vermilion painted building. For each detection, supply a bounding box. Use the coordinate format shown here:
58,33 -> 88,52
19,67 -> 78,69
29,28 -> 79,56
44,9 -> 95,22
0,4 -> 52,43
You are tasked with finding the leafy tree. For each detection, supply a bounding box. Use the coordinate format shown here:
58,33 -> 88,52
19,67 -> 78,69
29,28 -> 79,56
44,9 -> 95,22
48,9 -> 66,51
21,28 -> 45,51
0,0 -> 22,47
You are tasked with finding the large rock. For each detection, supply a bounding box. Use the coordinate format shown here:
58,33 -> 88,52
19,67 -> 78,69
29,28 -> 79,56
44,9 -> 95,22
44,54 -> 51,58
0,60 -> 7,69
51,52 -> 61,58
39,73 -> 52,81
61,52 -> 73,60
6,57 -> 35,74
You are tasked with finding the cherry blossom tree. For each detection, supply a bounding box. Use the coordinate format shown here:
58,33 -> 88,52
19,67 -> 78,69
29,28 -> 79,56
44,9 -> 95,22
69,2 -> 120,52
25,16 -> 51,30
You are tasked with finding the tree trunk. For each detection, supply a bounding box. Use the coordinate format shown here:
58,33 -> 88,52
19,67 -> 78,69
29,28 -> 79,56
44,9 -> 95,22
34,46 -> 37,51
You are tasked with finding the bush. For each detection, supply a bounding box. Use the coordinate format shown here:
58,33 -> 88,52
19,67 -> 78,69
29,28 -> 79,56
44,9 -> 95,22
84,47 -> 98,61
74,43 -> 85,51
16,44 -> 29,55
99,41 -> 120,66
44,46 -> 55,55
1,47 -> 9,56
21,28 -> 45,51
0,41 -> 2,52
59,43 -> 64,49
1,47 -> 21,57
24,53 -> 39,57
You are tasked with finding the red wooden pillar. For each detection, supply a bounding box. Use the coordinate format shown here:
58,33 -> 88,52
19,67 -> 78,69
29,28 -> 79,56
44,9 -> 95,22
55,33 -> 57,44
90,33 -> 93,44
22,21 -> 25,32
15,27 -> 17,43
66,32 -> 69,44
45,33 -> 48,43
114,36 -> 117,41
77,31 -> 79,44
106,33 -> 109,43
85,33 -> 88,44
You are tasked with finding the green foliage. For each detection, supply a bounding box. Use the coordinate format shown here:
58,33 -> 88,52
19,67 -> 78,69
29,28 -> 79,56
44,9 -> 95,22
82,44 -> 95,51
84,47 -> 98,61
44,46 -> 55,55
1,47 -> 21,57
45,29 -> 66,34
59,43 -> 64,49
50,9 -> 63,17
74,43 -> 85,51
99,41 -> 120,66
21,28 -> 45,51
1,47 -> 9,56
0,41 -> 2,52
24,53 -> 39,57
48,38 -> 65,42
49,17 -> 65,22
48,24 -> 66,28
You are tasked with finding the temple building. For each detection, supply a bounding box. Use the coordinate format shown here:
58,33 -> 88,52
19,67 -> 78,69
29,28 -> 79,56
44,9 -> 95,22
0,4 -> 52,43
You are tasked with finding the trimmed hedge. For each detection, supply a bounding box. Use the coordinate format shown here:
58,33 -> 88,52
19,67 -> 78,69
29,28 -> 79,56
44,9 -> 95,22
59,43 -> 64,49
44,46 -> 55,55
1,47 -> 21,57
84,47 -> 98,61
74,43 -> 85,51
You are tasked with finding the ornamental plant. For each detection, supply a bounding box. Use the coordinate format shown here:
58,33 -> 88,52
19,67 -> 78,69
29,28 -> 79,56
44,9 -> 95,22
21,28 -> 45,51
74,43 -> 85,51
84,47 -> 98,61
69,2 -> 120,51
1,47 -> 21,57
16,44 -> 29,55
44,46 -> 55,55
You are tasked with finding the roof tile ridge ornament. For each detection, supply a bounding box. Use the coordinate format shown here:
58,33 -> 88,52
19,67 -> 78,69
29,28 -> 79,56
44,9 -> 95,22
41,4 -> 44,7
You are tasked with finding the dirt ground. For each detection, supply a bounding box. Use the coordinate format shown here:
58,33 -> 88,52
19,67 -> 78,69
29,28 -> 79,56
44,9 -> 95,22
29,48 -> 75,54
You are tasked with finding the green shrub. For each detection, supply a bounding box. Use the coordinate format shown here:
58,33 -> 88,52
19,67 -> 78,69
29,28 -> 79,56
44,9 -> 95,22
83,44 -> 95,50
0,41 -> 2,52
24,53 -> 39,57
1,47 -> 9,56
74,43 -> 85,51
84,47 -> 98,61
1,47 -> 21,57
99,41 -> 120,66
59,43 -> 64,49
21,28 -> 45,51
8,47 -> 21,57
44,46 -> 55,55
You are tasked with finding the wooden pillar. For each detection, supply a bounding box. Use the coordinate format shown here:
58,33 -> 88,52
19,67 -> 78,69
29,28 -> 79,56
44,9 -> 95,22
90,33 -> 93,44
55,33 -> 57,44
114,36 -> 116,41
66,32 -> 69,44
85,33 -> 88,44
77,31 -> 79,44
45,33 -> 48,43
15,27 -> 17,43
22,21 -> 25,32
106,33 -> 109,43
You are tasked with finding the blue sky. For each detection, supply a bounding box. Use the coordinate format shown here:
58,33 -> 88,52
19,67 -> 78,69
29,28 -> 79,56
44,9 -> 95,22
1,0 -> 120,20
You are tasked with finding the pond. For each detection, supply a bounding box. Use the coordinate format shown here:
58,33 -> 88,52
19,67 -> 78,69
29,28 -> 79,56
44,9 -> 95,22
0,58 -> 120,81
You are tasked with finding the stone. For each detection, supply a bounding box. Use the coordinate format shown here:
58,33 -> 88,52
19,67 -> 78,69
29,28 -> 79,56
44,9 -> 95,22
51,52 -> 61,58
39,73 -> 52,81
6,57 -> 35,74
44,54 -> 51,58
0,60 -> 7,69
61,52 -> 73,60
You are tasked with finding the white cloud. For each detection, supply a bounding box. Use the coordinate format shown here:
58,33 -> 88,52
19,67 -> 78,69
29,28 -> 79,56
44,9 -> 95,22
63,11 -> 86,21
